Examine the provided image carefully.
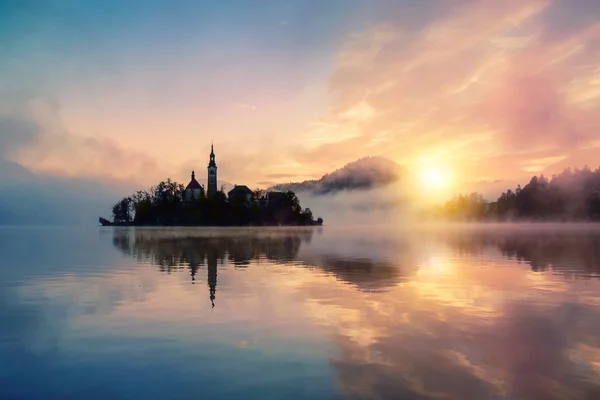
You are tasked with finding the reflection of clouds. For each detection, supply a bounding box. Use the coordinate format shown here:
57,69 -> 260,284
0,227 -> 137,353
287,227 -> 600,399
474,302 -> 600,400
20,268 -> 159,316
296,228 -> 428,292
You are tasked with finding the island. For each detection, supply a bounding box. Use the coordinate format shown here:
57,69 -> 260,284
99,143 -> 323,227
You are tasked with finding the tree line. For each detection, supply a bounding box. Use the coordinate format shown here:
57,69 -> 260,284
100,178 -> 323,226
421,166 -> 600,221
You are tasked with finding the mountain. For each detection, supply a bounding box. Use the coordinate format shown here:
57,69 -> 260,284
194,178 -> 234,194
0,159 -> 36,184
270,157 -> 404,195
0,160 -> 127,225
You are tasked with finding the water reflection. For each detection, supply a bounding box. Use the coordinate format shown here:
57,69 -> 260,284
111,227 -> 414,295
112,228 -> 316,307
436,224 -> 600,277
105,226 -> 600,399
2,225 -> 600,399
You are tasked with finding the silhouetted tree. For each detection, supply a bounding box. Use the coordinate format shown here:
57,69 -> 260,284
112,197 -> 132,224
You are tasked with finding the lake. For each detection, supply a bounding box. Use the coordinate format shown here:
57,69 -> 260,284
1,224 -> 600,399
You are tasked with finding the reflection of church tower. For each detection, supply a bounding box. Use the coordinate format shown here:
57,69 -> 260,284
207,248 -> 218,308
207,143 -> 217,197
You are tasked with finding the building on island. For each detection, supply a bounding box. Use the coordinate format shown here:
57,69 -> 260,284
184,143 -> 281,207
228,185 -> 253,204
207,143 -> 218,197
184,143 -> 218,201
184,170 -> 203,201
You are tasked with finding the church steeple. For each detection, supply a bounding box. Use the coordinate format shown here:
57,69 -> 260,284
207,142 -> 218,196
208,142 -> 216,168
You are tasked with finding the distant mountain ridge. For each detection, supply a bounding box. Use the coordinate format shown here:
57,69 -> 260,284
0,159 -> 128,225
270,157 -> 404,195
0,159 -> 36,183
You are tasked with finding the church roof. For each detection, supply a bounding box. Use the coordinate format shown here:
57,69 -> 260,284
228,185 -> 253,196
186,178 -> 202,190
186,171 -> 203,190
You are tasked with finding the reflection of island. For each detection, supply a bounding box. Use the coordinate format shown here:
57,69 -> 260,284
112,228 -> 315,306
207,246 -> 217,307
112,227 -> 415,298
187,246 -> 218,307
112,228 -> 312,266
435,225 -> 600,278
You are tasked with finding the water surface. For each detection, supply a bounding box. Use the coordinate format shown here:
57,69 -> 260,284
1,225 -> 600,399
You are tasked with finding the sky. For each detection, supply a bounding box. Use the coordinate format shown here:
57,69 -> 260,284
2,0 -> 600,191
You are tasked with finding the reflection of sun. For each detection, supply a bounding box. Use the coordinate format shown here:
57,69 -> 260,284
420,167 -> 450,189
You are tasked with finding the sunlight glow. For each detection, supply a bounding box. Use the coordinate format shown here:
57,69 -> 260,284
419,167 -> 450,189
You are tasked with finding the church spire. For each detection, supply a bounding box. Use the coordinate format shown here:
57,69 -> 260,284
207,142 -> 218,196
208,142 -> 217,168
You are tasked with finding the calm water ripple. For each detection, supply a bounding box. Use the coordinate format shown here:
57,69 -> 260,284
1,225 -> 600,399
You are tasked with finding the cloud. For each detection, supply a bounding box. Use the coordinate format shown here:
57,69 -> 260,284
233,102 -> 257,110
272,156 -> 405,195
256,181 -> 277,187
294,0 -> 600,182
519,154 -> 568,172
0,117 -> 37,159
265,173 -> 305,180
19,130 -> 162,183
0,95 -> 166,185
3,0 -> 600,196
0,95 -> 165,224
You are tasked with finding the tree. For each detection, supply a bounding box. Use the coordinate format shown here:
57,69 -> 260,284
112,197 -> 132,224
301,208 -> 313,225
253,188 -> 265,201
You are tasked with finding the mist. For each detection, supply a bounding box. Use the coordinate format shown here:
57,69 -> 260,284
291,181 -> 413,227
0,159 -> 129,225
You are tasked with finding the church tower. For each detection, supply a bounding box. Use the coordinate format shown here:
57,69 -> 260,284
207,143 -> 218,197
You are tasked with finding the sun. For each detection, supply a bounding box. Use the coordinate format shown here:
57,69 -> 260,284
419,167 -> 450,189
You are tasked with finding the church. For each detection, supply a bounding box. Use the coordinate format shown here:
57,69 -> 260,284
184,143 -> 269,205
184,143 -> 218,202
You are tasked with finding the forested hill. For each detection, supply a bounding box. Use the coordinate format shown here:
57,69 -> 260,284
423,166 -> 600,221
271,157 -> 404,195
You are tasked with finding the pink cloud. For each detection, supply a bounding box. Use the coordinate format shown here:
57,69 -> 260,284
299,0 -> 600,181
